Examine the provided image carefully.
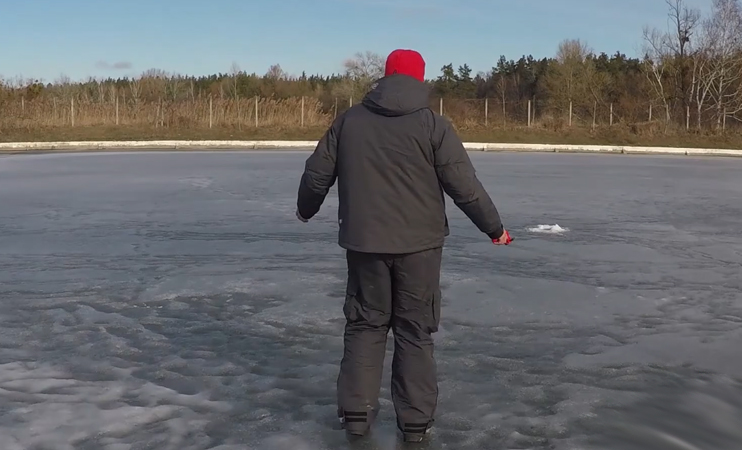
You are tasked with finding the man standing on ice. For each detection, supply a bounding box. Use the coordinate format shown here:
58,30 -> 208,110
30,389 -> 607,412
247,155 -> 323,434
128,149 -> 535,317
295,48 -> 511,443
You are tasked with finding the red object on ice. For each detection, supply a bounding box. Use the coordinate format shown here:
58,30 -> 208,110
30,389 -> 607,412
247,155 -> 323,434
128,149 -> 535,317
493,230 -> 513,245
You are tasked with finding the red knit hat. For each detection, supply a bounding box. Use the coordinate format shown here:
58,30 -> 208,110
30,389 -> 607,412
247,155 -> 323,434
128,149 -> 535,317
384,49 -> 425,82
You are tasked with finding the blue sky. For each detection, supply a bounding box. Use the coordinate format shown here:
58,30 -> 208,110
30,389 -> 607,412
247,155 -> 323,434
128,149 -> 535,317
1,0 -> 710,82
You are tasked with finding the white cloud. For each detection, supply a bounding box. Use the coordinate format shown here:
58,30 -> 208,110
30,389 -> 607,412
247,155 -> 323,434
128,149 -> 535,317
95,61 -> 132,70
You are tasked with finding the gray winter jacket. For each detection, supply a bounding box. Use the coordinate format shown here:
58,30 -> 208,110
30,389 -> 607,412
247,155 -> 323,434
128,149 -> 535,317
296,74 -> 504,254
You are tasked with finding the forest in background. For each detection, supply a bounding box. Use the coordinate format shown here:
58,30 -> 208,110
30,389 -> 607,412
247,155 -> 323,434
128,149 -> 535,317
2,0 -> 742,147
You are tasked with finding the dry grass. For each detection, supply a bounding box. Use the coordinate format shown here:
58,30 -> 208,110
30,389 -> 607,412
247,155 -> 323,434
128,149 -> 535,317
1,97 -> 330,129
2,96 -> 742,149
0,125 -> 328,142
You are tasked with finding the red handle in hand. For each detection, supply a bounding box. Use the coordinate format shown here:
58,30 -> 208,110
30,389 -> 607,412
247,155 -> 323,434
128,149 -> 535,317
492,229 -> 513,245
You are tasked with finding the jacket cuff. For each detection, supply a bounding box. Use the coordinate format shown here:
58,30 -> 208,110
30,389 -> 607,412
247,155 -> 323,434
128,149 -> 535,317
297,201 -> 319,221
486,226 -> 504,240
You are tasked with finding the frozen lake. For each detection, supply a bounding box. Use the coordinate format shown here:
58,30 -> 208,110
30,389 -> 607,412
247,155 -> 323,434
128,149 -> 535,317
1,151 -> 741,449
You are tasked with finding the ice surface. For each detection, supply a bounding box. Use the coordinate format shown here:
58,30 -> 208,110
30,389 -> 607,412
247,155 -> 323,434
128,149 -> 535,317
1,151 -> 741,449
527,224 -> 569,234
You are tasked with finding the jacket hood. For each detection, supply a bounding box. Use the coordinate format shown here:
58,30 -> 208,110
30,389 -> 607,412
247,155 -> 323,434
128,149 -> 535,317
362,74 -> 431,117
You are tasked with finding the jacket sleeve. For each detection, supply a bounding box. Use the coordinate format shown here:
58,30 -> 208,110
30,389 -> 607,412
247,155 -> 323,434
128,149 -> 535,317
431,115 -> 504,239
296,121 -> 339,220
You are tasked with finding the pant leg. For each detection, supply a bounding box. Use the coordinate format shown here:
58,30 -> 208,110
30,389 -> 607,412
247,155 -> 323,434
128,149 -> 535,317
389,247 -> 443,435
337,250 -> 393,433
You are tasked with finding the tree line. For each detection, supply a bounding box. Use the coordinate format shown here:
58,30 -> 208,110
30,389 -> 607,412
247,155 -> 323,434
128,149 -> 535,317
2,0 -> 741,133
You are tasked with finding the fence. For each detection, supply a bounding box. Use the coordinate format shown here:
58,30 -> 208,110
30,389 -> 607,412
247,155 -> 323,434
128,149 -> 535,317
1,95 -> 739,133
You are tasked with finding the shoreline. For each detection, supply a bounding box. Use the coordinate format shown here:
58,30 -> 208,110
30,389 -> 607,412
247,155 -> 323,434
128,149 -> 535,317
1,140 -> 741,157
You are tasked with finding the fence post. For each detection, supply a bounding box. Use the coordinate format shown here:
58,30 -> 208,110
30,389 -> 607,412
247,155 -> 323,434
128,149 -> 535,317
723,107 -> 727,131
115,96 -> 119,125
592,102 -> 597,130
439,98 -> 443,115
649,104 -> 652,122
484,98 -> 488,126
71,97 -> 75,127
255,96 -> 259,127
502,97 -> 506,127
301,96 -> 305,127
209,95 -> 213,129
237,100 -> 241,131
21,97 -> 24,112
350,97 -> 353,107
610,103 -> 613,126
568,101 -> 572,127
527,100 -> 531,127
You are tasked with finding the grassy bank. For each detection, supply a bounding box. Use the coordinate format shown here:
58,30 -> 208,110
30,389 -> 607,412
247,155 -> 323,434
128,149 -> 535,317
3,95 -> 741,149
2,125 -> 742,149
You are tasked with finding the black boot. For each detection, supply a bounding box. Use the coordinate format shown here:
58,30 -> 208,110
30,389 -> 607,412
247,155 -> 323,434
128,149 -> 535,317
338,407 -> 378,436
400,420 -> 433,443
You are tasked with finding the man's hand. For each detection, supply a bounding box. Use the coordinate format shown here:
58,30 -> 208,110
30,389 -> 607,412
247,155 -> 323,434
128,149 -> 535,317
296,208 -> 308,223
492,229 -> 512,245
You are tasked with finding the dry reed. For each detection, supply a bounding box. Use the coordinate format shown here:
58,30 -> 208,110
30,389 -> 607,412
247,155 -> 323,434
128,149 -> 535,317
1,95 -> 740,149
1,96 -> 331,129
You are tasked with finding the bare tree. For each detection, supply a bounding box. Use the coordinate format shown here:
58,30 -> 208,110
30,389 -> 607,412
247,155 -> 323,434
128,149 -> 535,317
230,62 -> 241,99
139,69 -> 168,100
701,0 -> 742,128
265,64 -> 287,80
6,75 -> 24,89
642,0 -> 701,128
129,77 -> 141,103
108,83 -> 117,105
167,75 -> 183,101
642,27 -> 674,126
542,39 -> 604,123
96,79 -> 107,103
583,56 -> 611,107
343,51 -> 384,80
55,74 -> 74,99
665,0 -> 701,110
690,46 -> 714,128
343,51 -> 385,98
496,75 -> 507,125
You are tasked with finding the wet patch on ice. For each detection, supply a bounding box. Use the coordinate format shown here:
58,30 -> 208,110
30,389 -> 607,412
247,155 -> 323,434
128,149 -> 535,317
179,177 -> 213,189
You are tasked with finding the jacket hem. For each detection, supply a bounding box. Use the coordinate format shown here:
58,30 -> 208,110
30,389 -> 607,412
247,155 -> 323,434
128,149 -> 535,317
339,240 -> 446,255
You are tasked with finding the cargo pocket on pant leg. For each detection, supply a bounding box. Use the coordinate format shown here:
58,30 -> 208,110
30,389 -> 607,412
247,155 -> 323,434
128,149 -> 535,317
343,276 -> 361,323
427,289 -> 441,334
